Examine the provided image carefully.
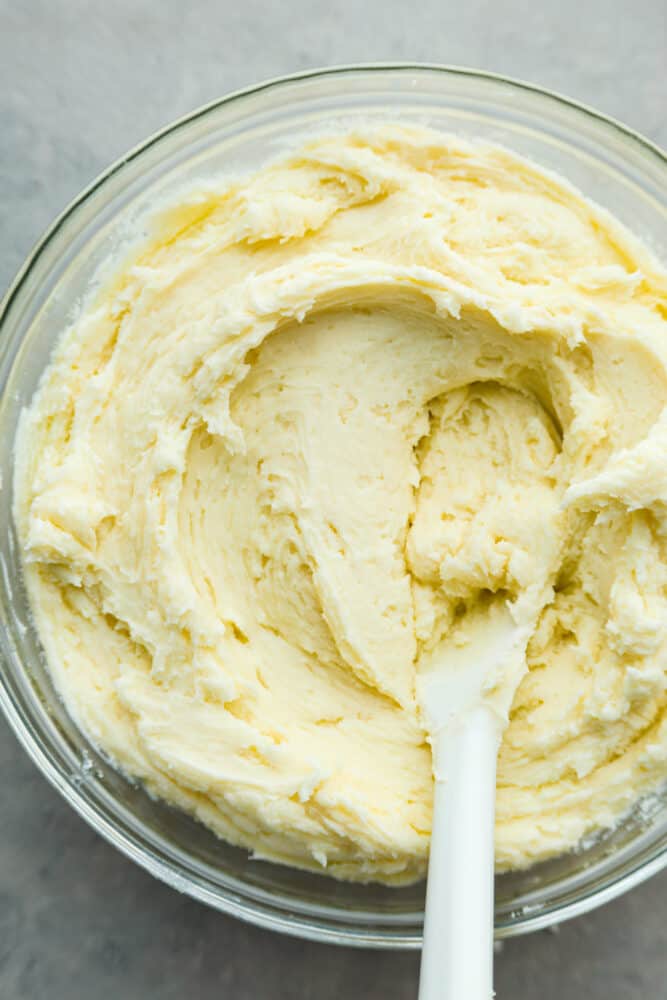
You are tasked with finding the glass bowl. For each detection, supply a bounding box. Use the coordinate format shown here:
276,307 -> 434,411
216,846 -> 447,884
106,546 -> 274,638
1,65 -> 666,949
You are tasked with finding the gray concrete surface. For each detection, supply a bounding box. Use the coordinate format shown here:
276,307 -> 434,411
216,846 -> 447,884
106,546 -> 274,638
1,1 -> 666,997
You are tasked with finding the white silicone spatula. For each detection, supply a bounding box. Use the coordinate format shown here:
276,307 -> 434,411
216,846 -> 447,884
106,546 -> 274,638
417,598 -> 530,1000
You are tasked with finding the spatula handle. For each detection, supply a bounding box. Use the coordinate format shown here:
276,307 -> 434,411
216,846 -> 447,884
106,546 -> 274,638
418,704 -> 500,1000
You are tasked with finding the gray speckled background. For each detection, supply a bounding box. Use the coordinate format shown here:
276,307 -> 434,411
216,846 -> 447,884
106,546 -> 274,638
1,2 -> 666,997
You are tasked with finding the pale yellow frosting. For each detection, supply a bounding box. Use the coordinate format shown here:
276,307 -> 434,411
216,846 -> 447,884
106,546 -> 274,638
14,127 -> 667,882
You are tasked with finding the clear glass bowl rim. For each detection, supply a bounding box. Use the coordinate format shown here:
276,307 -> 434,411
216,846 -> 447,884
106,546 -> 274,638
1,63 -> 666,949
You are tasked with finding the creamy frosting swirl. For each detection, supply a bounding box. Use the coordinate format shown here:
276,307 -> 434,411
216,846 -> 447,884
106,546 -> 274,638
15,127 -> 667,881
